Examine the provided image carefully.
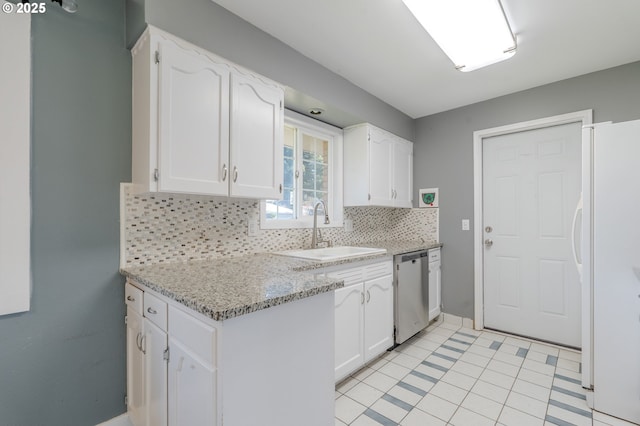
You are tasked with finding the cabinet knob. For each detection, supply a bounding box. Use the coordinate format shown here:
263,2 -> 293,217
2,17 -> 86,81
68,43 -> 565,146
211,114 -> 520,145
127,295 -> 135,302
147,307 -> 157,315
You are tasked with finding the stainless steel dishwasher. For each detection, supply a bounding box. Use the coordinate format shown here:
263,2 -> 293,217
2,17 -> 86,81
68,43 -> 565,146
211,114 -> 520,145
394,250 -> 430,344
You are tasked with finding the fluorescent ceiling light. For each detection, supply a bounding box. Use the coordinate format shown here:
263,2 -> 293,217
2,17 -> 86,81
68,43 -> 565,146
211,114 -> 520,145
402,0 -> 517,72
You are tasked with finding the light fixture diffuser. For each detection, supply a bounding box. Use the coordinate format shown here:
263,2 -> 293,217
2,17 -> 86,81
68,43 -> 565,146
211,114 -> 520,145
402,0 -> 516,72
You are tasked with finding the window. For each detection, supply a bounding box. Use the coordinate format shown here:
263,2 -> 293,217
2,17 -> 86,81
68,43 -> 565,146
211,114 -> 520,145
260,110 -> 343,229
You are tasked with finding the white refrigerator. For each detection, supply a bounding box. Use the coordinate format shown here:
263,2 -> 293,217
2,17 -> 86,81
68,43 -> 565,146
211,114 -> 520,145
580,119 -> 640,424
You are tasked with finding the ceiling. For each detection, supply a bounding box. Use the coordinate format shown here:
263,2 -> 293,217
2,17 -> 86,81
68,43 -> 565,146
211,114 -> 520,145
210,0 -> 640,119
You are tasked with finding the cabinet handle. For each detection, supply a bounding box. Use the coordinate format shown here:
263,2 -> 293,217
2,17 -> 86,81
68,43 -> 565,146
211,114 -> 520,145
366,290 -> 371,303
126,295 -> 135,302
147,307 -> 157,315
279,184 -> 283,193
140,335 -> 146,355
361,292 -> 365,304
136,332 -> 142,351
233,166 -> 238,183
222,164 -> 228,181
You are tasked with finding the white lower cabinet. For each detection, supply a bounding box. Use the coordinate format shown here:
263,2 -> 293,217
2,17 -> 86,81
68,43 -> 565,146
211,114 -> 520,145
126,284 -> 169,426
126,279 -> 333,426
167,306 -> 217,426
145,319 -> 168,426
428,248 -> 442,321
331,260 -> 393,382
126,307 -> 145,426
334,284 -> 365,380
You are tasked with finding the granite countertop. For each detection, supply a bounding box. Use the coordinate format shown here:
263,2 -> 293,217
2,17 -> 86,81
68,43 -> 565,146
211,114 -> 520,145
121,240 -> 441,321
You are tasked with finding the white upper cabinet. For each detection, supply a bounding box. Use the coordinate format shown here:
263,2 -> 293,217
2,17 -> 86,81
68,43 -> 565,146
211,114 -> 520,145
157,39 -> 230,195
344,123 -> 413,208
131,26 -> 283,199
392,138 -> 413,208
229,72 -> 283,199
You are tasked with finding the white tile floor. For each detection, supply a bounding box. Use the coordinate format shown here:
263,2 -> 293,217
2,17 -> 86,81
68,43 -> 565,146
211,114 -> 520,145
335,319 -> 637,426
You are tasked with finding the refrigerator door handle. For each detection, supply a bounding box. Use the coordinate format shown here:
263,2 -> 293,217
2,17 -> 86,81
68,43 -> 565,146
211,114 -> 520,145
571,192 -> 583,279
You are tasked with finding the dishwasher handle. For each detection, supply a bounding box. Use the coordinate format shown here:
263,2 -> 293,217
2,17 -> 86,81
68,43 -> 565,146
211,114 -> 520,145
399,250 -> 429,263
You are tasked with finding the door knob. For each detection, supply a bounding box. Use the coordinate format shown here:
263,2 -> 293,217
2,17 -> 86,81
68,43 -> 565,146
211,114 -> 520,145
484,239 -> 493,247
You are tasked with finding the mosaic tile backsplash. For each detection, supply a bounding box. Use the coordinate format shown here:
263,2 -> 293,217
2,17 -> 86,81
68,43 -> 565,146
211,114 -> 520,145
123,185 -> 438,266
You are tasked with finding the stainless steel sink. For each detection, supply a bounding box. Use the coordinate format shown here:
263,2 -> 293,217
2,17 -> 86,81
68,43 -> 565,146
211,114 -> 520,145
275,246 -> 386,262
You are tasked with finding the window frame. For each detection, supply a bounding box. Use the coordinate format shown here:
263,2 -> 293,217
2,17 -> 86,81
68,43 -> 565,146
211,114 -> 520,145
260,109 -> 343,230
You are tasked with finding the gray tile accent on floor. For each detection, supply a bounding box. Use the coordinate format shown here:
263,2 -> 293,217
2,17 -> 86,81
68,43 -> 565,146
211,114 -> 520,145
382,393 -> 414,411
431,351 -> 458,363
449,337 -> 472,346
440,344 -> 465,354
364,408 -> 396,426
554,373 -> 581,385
397,381 -> 427,397
422,360 -> 448,372
546,355 -> 558,366
549,399 -> 593,418
551,385 -> 587,400
456,331 -> 477,339
410,369 -> 439,384
545,414 -> 577,426
489,341 -> 502,350
516,347 -> 529,358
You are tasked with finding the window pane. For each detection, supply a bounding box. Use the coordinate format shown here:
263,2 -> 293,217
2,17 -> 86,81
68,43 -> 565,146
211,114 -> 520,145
302,133 -> 329,196
267,126 -> 296,221
301,190 -> 329,218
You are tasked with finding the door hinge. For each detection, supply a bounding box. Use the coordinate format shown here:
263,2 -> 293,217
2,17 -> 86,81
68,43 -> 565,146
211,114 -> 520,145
163,347 -> 170,362
153,168 -> 159,182
154,50 -> 160,64
280,100 -> 283,109
124,315 -> 128,325
124,395 -> 128,406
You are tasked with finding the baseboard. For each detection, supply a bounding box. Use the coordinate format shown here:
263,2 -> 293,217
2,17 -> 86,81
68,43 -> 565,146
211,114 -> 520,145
95,413 -> 132,426
441,313 -> 474,329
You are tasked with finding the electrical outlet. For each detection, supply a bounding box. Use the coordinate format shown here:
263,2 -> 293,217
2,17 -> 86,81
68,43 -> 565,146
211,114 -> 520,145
247,219 -> 258,237
462,219 -> 470,231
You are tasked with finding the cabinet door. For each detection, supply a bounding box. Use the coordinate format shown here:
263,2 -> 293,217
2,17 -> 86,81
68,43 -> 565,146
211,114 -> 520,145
229,72 -> 283,199
168,339 -> 217,426
393,140 -> 413,208
334,284 -> 365,382
127,309 -> 146,426
364,274 -> 394,362
145,319 -> 168,426
157,39 -> 230,195
428,260 -> 442,321
368,129 -> 394,206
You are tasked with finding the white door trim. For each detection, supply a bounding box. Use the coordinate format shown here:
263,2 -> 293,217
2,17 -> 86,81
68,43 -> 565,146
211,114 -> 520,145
472,110 -> 593,330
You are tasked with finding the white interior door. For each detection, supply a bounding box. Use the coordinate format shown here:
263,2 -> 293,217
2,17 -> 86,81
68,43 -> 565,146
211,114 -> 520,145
483,122 -> 582,347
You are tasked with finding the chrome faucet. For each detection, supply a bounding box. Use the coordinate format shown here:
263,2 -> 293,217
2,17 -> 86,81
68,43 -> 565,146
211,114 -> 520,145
311,200 -> 331,248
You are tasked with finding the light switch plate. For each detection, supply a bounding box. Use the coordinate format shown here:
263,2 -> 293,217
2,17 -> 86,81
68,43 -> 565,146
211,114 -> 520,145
462,219 -> 470,231
344,218 -> 354,233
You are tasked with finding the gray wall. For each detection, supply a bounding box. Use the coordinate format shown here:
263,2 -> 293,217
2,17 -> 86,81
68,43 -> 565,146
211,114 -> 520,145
0,1 -> 131,425
414,61 -> 640,319
138,0 -> 414,139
